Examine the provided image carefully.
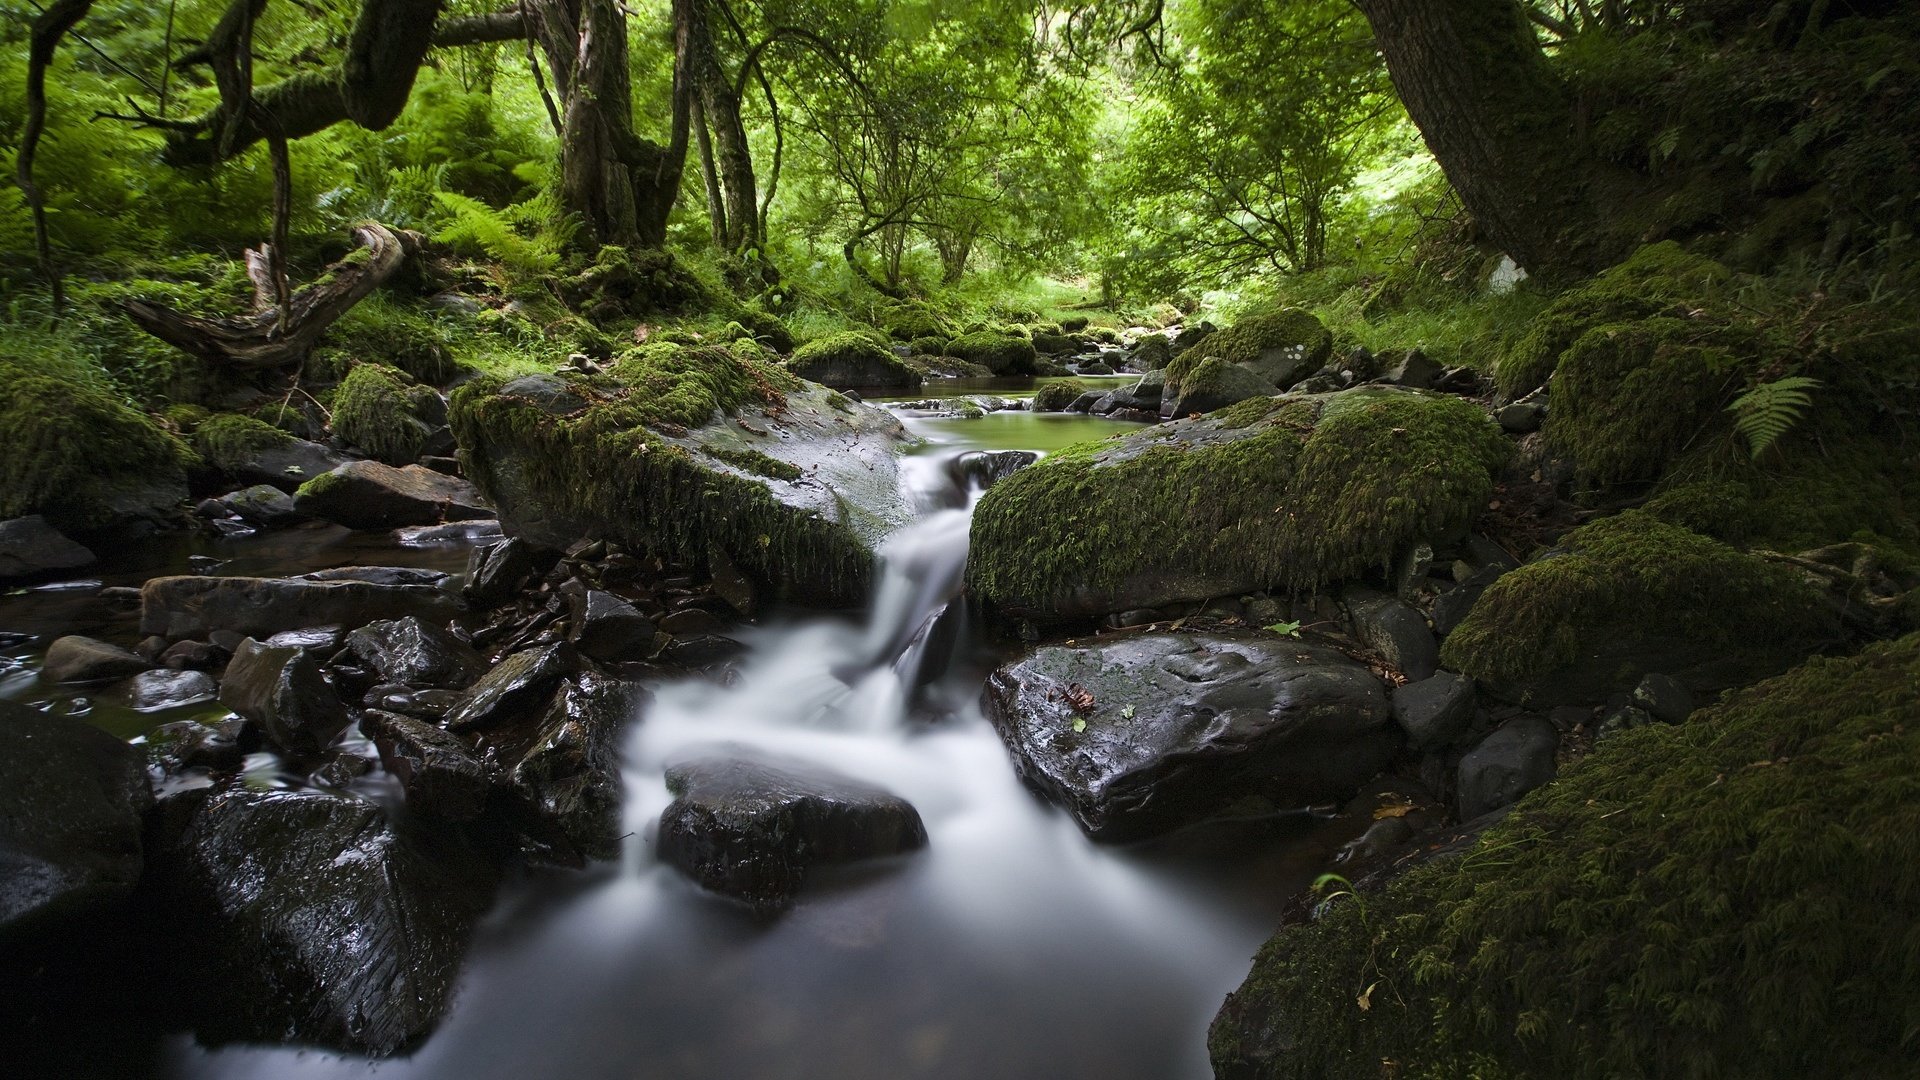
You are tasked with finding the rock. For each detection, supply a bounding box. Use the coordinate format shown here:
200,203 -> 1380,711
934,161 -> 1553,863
1160,359 -> 1273,417
463,536 -> 557,607
293,461 -> 492,530
346,617 -> 485,690
218,639 -> 351,756
395,519 -> 502,544
947,450 -> 1038,493
483,672 -> 645,862
0,516 -> 94,583
0,702 -> 152,939
361,710 -> 490,821
218,485 -> 304,529
1344,588 -> 1440,681
228,437 -> 348,493
141,574 -> 457,642
787,333 -> 921,392
1631,672 -> 1695,724
659,608 -> 728,636
262,626 -> 346,652
1431,565 -> 1506,638
1456,717 -> 1559,819
661,634 -> 747,667
656,750 -> 927,910
498,373 -> 587,415
120,669 -> 219,711
445,643 -> 577,732
1176,308 -> 1332,392
1596,705 -> 1657,739
983,634 -> 1397,840
41,636 -> 149,684
1378,348 -> 1441,390
564,587 -> 656,663
944,330 -> 1038,375
1067,390 -> 1103,413
1108,370 -> 1165,412
1392,672 -> 1476,751
1031,382 -> 1082,412
159,639 -> 227,671
154,787 -> 495,1054
144,718 -> 247,777
1496,400 -> 1547,433
968,387 -> 1512,621
1393,541 -> 1435,602
706,546 -> 757,619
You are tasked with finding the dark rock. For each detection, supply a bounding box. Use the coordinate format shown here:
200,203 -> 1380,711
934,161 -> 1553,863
41,636 -> 150,684
948,450 -> 1039,493
1457,717 -> 1559,819
362,685 -> 462,720
262,626 -> 346,652
660,634 -> 747,667
160,639 -> 227,672
1631,672 -> 1695,724
346,617 -> 485,690
0,702 -> 151,940
294,461 -> 492,530
1345,589 -> 1440,681
706,546 -> 757,619
218,485 -> 304,529
445,643 -> 577,732
0,516 -> 94,583
302,566 -> 450,587
1067,391 -> 1103,413
1378,348 -> 1441,390
1432,566 -> 1506,638
484,672 -> 646,862
657,750 -> 927,910
1596,705 -> 1657,740
141,575 -> 456,641
395,519 -> 503,544
361,711 -> 490,821
1161,362 -> 1272,417
463,537 -> 557,607
564,587 -> 656,663
120,669 -> 219,711
1393,541 -> 1436,602
1496,400 -> 1547,434
1464,532 -> 1521,572
983,633 -> 1397,841
144,718 -> 246,777
500,374 -> 588,415
659,608 -> 728,636
154,787 -> 495,1054
218,639 -> 351,756
228,438 -> 348,493
1392,672 -> 1476,751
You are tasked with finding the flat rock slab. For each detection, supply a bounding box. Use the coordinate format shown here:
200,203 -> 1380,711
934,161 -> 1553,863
0,515 -> 95,583
346,616 -> 485,690
294,461 -> 491,530
657,750 -> 927,911
983,633 -> 1398,841
141,574 -> 457,641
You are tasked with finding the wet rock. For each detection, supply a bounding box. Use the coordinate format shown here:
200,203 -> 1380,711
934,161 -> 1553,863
346,617 -> 485,690
159,639 -> 227,672
155,787 -> 496,1054
303,566 -> 450,588
262,626 -> 346,652
488,673 -> 645,862
141,575 -> 457,641
362,685 -> 462,720
218,485 -> 304,530
1496,400 -> 1547,434
706,546 -> 757,619
395,519 -> 503,544
660,634 -> 747,667
983,633 -> 1397,841
227,437 -> 348,493
564,587 -> 656,663
1631,672 -> 1695,724
218,639 -> 351,756
463,537 -> 558,607
1457,717 -> 1559,819
361,710 -> 490,821
947,450 -> 1039,493
0,516 -> 95,584
120,669 -> 219,711
657,749 -> 927,910
1392,672 -> 1476,751
1431,565 -> 1506,638
41,636 -> 150,684
0,702 -> 152,939
1344,588 -> 1440,681
293,461 -> 492,530
445,643 -> 577,732
659,608 -> 728,637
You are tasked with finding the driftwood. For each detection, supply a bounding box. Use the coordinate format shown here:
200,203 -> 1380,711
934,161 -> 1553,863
123,223 -> 409,369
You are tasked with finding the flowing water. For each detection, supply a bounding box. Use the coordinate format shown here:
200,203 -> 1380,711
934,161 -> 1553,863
10,383 -> 1353,1079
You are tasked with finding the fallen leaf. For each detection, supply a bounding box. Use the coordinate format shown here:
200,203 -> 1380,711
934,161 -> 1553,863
1064,683 -> 1096,714
1071,717 -> 1087,733
1373,802 -> 1415,820
1357,980 -> 1379,1011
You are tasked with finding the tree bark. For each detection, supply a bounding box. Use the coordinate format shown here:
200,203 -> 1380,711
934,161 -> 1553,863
691,1 -> 761,254
19,0 -> 96,310
1352,0 -> 1624,281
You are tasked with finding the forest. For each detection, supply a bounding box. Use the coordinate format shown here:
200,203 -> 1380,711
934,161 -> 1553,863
1,1 -> 1917,1078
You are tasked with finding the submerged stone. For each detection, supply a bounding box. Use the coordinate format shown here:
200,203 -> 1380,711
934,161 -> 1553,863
141,574 -> 457,641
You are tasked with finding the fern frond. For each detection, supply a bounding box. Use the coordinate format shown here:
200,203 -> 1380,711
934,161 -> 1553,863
1728,375 -> 1820,458
431,191 -> 561,277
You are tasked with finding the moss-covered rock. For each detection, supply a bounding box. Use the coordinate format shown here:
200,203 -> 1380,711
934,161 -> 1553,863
1168,308 -> 1332,394
325,300 -> 463,386
945,330 -> 1038,376
967,387 -> 1512,620
450,344 -> 916,607
1030,382 -> 1082,412
787,333 -> 920,392
1442,511 -> 1837,705
876,302 -> 952,342
0,360 -> 190,530
1211,631 -> 1920,1080
331,364 -> 444,466
907,334 -> 949,356
1132,333 -> 1173,370
193,414 -> 295,474
1161,358 -> 1276,417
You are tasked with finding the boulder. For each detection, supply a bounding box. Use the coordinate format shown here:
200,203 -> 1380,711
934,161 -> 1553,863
140,574 -> 457,641
451,343 -> 916,608
943,330 -> 1038,375
119,669 -> 219,711
463,536 -> 557,606
293,461 -> 491,530
218,485 -> 304,529
1630,672 -> 1695,724
345,617 -> 485,691
787,333 -> 921,392
361,710 -> 490,821
482,672 -> 645,862
226,437 -> 349,493
1169,308 -> 1331,393
1456,717 -> 1559,819
41,636 -> 149,684
1392,672 -> 1476,751
0,702 -> 151,940
1344,589 -> 1440,681
983,634 -> 1397,840
0,516 -> 94,583
563,587 -> 656,663
947,450 -> 1038,494
1377,348 -> 1441,390
1160,360 -> 1273,417
218,639 -> 351,756
968,388 -> 1512,620
445,643 -> 577,732
656,750 -> 927,910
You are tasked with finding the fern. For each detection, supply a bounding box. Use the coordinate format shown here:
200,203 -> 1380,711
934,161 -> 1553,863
431,191 -> 562,277
1728,375 -> 1820,457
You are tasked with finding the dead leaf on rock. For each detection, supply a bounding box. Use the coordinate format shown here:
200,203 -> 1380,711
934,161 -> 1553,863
1064,683 -> 1096,714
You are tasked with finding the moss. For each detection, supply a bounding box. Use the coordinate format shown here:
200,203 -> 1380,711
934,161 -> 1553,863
1496,241 -> 1730,398
1441,511 -> 1834,701
325,298 -> 464,386
1215,396 -> 1287,430
1177,307 -> 1332,376
707,446 -> 803,482
164,404 -> 211,431
1031,382 -> 1083,412
608,342 -> 801,430
194,414 -> 295,473
293,467 -> 348,501
967,388 -> 1511,617
787,332 -> 918,387
877,302 -> 953,341
0,356 -> 191,525
945,330 -> 1039,376
1212,632 -> 1920,1080
331,364 -> 441,465
908,334 -> 949,355
1133,333 -> 1173,370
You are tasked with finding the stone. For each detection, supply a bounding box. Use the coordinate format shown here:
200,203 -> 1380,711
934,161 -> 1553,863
294,461 -> 492,530
656,749 -> 927,910
481,672 -> 646,862
218,639 -> 351,756
227,437 -> 348,493
1393,542 -> 1436,602
661,634 -> 747,667
120,669 -> 219,711
1161,361 -> 1273,417
143,718 -> 247,777
1631,672 -> 1695,724
1432,566 -> 1506,638
787,334 -> 921,393
0,702 -> 152,939
1496,400 -> 1547,434
1457,717 -> 1559,819
947,451 -> 1039,493
395,519 -> 503,544
1596,705 -> 1657,740
983,633 -> 1398,841
361,711 -> 490,821
1345,589 -> 1440,681
659,608 -> 728,637
1379,348 -> 1441,390
261,626 -> 346,652
218,485 -> 304,529
463,536 -> 557,607
41,636 -> 149,684
706,545 -> 757,619
445,643 -> 577,732
302,565 -> 451,587
564,587 -> 656,663
141,574 -> 457,641
1392,672 -> 1476,751
159,639 -> 227,671
346,617 -> 485,690
0,516 -> 94,583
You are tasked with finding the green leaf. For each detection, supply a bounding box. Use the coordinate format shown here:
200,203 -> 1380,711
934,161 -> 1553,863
1120,704 -> 1136,720
1266,620 -> 1303,637
1071,717 -> 1087,733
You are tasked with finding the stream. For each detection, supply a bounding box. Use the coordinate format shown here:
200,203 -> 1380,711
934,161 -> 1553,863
4,377 -> 1356,1080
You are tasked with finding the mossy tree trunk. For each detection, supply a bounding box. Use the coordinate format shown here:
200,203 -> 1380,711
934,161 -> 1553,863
691,1 -> 763,256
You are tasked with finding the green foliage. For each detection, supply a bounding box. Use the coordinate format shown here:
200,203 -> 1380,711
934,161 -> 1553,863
432,191 -> 566,278
330,364 -> 441,465
0,351 -> 189,527
1728,375 -> 1821,458
193,414 -> 295,473
323,296 -> 465,386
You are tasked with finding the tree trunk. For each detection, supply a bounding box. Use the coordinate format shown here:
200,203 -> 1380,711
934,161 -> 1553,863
692,7 -> 761,255
1352,0 -> 1624,281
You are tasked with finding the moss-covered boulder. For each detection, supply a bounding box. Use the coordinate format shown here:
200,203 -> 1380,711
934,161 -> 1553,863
451,344 -> 916,608
1132,332 -> 1173,370
967,387 -> 1512,620
944,330 -> 1038,375
0,362 -> 189,531
1210,631 -> 1920,1080
1168,308 -> 1332,395
1030,382 -> 1082,412
331,364 -> 445,466
877,302 -> 953,342
1160,356 -> 1276,416
1442,511 -> 1838,706
787,333 -> 921,393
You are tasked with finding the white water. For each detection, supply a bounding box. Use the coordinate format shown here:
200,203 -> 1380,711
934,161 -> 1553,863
170,412 -> 1339,1080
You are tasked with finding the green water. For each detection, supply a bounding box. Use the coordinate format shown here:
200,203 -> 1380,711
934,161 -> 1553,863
885,375 -> 1148,454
